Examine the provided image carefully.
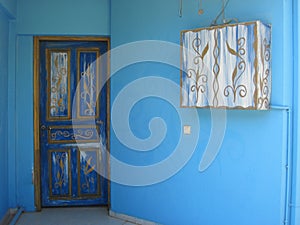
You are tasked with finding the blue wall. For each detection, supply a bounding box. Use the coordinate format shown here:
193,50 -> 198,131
291,1 -> 300,224
110,0 -> 293,225
0,5 -> 11,220
17,0 -> 110,35
6,0 -> 299,225
0,0 -> 16,18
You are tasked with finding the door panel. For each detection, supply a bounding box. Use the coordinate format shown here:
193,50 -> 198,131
47,49 -> 71,120
49,149 -> 71,198
39,40 -> 108,207
78,149 -> 101,197
77,49 -> 100,119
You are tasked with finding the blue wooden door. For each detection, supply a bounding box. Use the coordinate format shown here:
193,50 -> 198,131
39,39 -> 109,206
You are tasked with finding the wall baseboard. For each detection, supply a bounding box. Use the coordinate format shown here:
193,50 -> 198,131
0,208 -> 17,225
109,210 -> 159,225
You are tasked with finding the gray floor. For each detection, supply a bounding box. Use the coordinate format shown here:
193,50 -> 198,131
16,207 -> 136,225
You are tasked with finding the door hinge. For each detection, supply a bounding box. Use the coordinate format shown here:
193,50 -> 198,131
32,168 -> 34,184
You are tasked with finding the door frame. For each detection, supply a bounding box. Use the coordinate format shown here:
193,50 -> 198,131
33,36 -> 111,210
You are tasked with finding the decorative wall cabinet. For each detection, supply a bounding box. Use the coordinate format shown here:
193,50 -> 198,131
181,21 -> 271,110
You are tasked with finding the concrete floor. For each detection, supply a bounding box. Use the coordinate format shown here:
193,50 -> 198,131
16,207 -> 136,225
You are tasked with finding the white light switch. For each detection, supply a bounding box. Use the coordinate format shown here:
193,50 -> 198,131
183,125 -> 191,135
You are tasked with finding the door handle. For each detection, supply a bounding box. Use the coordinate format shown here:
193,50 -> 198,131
40,124 -> 49,137
96,120 -> 104,125
40,125 -> 51,131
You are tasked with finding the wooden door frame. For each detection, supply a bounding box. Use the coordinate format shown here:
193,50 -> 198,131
33,36 -> 111,211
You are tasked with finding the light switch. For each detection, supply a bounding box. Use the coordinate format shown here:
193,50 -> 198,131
183,125 -> 191,135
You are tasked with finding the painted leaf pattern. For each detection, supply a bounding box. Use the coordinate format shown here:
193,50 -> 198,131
232,66 -> 238,86
226,41 -> 238,56
201,43 -> 209,59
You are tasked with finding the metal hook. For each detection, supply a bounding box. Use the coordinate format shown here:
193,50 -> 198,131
210,0 -> 238,26
179,0 -> 183,17
198,0 -> 204,15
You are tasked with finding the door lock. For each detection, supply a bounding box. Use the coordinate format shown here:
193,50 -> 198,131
96,120 -> 104,125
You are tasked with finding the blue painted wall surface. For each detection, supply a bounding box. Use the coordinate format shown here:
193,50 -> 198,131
0,0 -> 16,18
14,0 -> 111,211
291,1 -> 300,224
15,36 -> 35,211
110,0 -> 292,225
0,7 -> 10,220
12,0 -> 298,224
17,0 -> 110,35
7,20 -> 17,209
